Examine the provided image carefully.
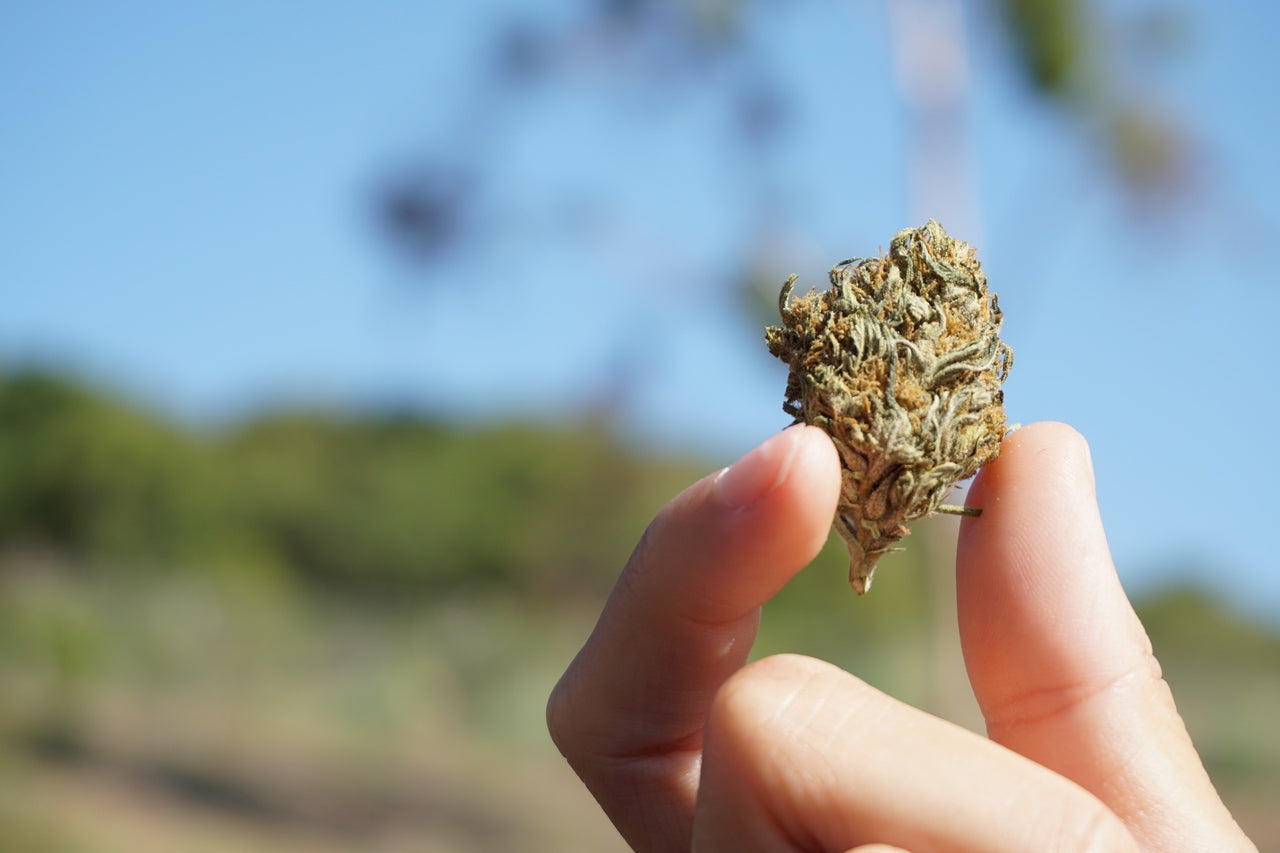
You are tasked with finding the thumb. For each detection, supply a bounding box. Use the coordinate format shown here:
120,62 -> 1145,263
956,422 -> 1253,852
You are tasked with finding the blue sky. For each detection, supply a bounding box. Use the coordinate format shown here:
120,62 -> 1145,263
4,1 -> 1280,618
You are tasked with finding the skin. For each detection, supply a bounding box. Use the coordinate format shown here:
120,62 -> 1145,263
546,422 -> 1257,852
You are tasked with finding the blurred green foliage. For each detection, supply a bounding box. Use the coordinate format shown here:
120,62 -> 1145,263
0,373 -> 226,568
0,370 -> 698,600
990,0 -> 1192,198
0,368 -> 708,850
996,0 -> 1090,96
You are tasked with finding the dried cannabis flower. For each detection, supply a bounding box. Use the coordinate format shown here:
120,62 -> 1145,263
765,220 -> 1012,594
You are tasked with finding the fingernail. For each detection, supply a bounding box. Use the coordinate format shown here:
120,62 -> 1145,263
714,426 -> 804,508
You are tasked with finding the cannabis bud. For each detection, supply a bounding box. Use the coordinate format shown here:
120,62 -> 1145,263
765,220 -> 1012,594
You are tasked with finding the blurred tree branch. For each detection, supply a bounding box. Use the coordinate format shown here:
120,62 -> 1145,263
990,0 -> 1194,203
372,0 -> 1195,269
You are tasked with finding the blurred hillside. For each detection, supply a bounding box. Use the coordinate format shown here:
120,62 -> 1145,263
1,370 -> 1277,850
0,370 -> 703,602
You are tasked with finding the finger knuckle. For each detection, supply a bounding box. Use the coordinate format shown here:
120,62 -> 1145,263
707,654 -> 857,746
1055,799 -> 1138,853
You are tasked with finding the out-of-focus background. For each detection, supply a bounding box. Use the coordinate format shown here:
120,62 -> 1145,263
3,1 -> 1279,849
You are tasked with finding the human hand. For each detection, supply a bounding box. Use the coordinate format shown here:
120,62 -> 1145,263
546,422 -> 1255,851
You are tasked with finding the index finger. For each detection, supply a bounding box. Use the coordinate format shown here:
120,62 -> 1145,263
546,425 -> 841,851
